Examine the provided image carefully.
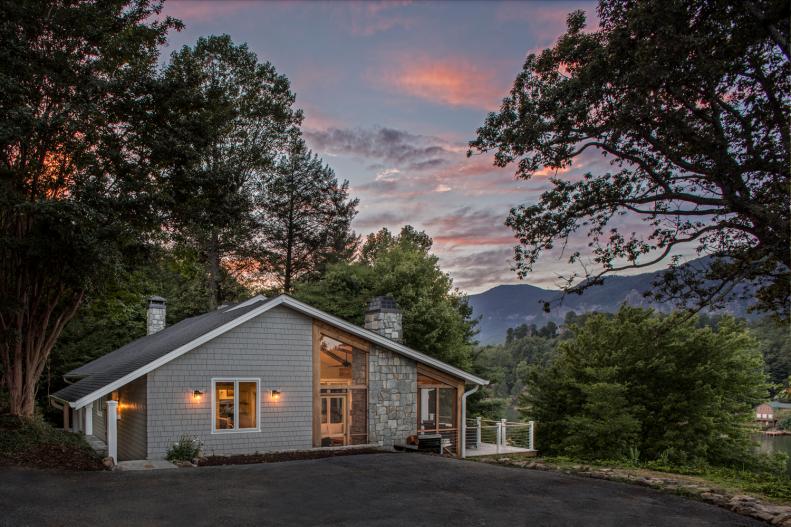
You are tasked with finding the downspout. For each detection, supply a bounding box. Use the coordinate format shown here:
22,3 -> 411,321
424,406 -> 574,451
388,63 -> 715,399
460,385 -> 479,459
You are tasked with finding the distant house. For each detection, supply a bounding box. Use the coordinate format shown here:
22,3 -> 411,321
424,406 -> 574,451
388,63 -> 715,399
754,401 -> 791,425
50,295 -> 487,463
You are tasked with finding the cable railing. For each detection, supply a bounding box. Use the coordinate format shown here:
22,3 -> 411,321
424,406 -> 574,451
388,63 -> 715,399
462,417 -> 535,458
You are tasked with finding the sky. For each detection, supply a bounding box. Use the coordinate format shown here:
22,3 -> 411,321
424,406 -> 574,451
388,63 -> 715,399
157,0 -> 685,294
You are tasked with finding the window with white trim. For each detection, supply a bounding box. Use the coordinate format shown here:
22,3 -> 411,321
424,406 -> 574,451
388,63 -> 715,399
212,379 -> 259,432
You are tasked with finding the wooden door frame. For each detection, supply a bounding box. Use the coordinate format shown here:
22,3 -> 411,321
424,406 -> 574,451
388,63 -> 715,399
416,364 -> 465,458
313,321 -> 371,447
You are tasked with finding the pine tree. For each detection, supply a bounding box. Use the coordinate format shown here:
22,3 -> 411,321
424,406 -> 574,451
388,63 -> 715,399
255,138 -> 358,293
150,35 -> 301,308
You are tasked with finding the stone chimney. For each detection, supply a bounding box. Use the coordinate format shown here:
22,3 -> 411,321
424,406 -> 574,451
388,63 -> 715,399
147,296 -> 166,335
364,295 -> 402,343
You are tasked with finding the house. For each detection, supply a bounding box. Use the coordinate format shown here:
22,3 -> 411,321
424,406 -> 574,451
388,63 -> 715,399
754,401 -> 791,425
50,295 -> 488,463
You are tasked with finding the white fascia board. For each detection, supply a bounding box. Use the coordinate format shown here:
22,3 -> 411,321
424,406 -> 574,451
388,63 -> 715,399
70,294 -> 487,409
227,294 -> 268,311
279,296 -> 489,386
70,297 -> 287,409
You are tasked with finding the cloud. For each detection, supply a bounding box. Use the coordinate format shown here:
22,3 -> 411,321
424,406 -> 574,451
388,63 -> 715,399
160,1 -> 259,23
426,207 -> 515,249
305,126 -> 453,170
347,3 -> 416,36
494,2 -> 600,45
441,247 -> 518,291
368,54 -> 509,109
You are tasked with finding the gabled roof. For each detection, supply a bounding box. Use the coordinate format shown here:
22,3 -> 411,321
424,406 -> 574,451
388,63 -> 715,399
52,294 -> 487,409
769,401 -> 791,410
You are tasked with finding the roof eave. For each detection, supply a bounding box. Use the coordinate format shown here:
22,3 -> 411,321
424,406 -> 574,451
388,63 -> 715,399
66,294 -> 488,409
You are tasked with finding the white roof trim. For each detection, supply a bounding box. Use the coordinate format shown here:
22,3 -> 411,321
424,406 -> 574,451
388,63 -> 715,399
280,296 -> 489,386
227,294 -> 267,311
67,295 -> 487,409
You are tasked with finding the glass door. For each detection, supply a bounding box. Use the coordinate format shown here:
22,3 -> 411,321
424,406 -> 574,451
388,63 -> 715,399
321,395 -> 347,445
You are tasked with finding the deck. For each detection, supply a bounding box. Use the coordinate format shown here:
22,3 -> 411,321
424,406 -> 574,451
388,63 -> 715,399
464,442 -> 535,457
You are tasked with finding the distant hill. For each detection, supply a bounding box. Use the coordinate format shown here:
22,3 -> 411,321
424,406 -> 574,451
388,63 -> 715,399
468,260 -> 754,344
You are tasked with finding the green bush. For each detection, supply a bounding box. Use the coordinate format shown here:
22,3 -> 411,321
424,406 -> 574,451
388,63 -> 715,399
524,307 -> 767,465
778,415 -> 791,431
166,435 -> 201,462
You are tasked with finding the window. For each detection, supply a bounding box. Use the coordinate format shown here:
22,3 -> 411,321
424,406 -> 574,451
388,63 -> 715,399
319,335 -> 366,385
419,387 -> 456,433
212,378 -> 259,433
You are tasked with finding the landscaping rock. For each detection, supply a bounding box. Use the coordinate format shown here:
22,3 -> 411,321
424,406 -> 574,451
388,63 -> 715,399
491,457 -> 791,526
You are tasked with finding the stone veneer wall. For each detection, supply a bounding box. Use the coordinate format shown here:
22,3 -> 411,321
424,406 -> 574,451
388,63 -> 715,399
367,345 -> 417,447
363,310 -> 402,342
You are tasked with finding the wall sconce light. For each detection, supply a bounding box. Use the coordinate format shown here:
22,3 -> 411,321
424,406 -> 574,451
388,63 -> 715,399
193,390 -> 204,401
271,390 -> 281,401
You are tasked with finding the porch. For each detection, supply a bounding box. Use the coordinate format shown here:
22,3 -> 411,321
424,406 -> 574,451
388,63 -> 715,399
462,418 -> 536,458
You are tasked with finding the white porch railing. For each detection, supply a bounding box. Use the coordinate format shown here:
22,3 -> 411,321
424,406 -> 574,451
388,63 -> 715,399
462,417 -> 535,458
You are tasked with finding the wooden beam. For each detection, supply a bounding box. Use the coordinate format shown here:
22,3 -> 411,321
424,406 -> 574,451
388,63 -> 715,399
417,363 -> 465,388
315,321 -> 370,351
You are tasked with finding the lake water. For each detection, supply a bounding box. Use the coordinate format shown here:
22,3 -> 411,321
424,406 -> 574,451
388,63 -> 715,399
753,433 -> 791,474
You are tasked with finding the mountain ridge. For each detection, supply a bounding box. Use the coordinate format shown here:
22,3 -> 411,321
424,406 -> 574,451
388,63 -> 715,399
468,259 -> 753,344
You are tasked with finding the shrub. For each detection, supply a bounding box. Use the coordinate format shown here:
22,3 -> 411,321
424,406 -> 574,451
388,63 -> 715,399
524,307 -> 767,465
166,435 -> 201,462
778,415 -> 791,431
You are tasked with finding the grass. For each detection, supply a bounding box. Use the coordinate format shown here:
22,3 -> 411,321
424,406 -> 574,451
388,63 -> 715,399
519,455 -> 791,504
0,414 -> 106,471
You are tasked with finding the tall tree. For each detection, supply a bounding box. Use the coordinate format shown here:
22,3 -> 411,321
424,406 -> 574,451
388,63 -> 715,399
295,226 -> 476,369
0,0 -> 179,416
469,0 -> 790,318
523,307 -> 767,464
255,138 -> 358,293
151,35 -> 301,308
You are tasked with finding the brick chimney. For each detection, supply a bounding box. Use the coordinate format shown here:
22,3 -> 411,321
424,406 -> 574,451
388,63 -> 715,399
147,296 -> 166,335
364,295 -> 402,343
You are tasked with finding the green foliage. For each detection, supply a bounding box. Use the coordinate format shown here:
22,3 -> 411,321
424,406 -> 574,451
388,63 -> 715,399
151,34 -> 302,308
0,0 -> 180,416
473,322 -> 558,418
562,383 -> 641,460
469,0 -> 790,317
295,226 -> 476,369
0,414 -> 98,464
749,318 -> 791,390
166,435 -> 202,462
525,307 -> 768,465
42,248 -> 249,408
778,416 -> 791,431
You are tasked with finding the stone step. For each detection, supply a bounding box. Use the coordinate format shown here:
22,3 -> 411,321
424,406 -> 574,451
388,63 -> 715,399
85,435 -> 107,456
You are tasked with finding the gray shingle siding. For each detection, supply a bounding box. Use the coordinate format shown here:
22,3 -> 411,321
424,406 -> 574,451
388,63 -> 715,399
146,306 -> 313,459
117,376 -> 147,461
91,397 -> 106,442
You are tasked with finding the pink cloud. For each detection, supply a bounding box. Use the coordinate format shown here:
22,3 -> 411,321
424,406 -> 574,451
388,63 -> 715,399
494,2 -> 599,45
160,1 -> 255,23
336,1 -> 416,37
369,54 -> 509,109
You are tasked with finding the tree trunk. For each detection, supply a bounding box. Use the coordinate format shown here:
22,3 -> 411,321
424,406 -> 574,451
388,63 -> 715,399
207,231 -> 222,310
0,288 -> 83,418
283,174 -> 296,294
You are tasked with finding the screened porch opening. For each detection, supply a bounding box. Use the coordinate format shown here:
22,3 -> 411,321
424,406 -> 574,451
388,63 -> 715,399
417,371 -> 459,455
318,332 -> 368,446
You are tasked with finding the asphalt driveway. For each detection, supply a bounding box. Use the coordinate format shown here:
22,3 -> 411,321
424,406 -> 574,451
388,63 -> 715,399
0,453 -> 766,526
